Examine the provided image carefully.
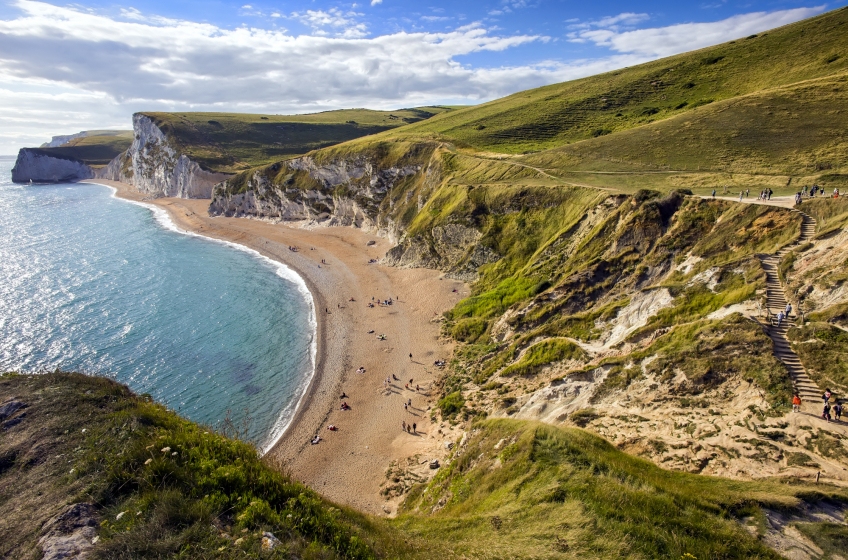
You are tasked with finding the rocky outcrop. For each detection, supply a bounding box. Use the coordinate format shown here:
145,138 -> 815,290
11,149 -> 94,183
37,503 -> 98,560
384,224 -> 501,281
98,114 -> 231,198
40,132 -> 88,149
209,156 -> 420,238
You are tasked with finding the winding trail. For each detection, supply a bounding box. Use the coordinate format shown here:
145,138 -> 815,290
758,209 -> 820,401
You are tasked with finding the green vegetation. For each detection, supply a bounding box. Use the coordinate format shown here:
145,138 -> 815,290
398,419 -> 847,559
787,322 -> 848,394
0,372 -> 402,559
800,196 -> 848,236
384,7 -> 848,156
27,132 -> 133,168
143,107 -> 453,173
500,338 -> 586,378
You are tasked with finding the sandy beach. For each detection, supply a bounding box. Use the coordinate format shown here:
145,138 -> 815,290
86,180 -> 466,515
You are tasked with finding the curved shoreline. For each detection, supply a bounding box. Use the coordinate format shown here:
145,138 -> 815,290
97,182 -> 318,454
83,179 -> 468,514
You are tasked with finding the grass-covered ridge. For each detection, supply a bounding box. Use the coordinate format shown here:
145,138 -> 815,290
143,107 -> 454,173
25,132 -> 133,168
398,419 -> 848,559
382,7 -> 848,155
0,372 -> 403,559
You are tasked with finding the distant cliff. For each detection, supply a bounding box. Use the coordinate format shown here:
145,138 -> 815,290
11,149 -> 94,183
98,114 -> 231,198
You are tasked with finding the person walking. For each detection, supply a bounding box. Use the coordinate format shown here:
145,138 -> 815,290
776,310 -> 785,328
792,393 -> 802,413
785,303 -> 792,317
739,191 -> 744,202
712,189 -> 716,198
412,422 -> 417,434
823,389 -> 832,403
834,401 -> 843,422
823,402 -> 832,422
409,352 -> 413,361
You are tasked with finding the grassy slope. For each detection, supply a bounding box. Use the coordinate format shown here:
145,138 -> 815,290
27,132 -> 133,168
143,107 -> 454,173
5,373 -> 845,559
398,419 -> 847,559
0,372 -> 404,560
383,7 -> 848,155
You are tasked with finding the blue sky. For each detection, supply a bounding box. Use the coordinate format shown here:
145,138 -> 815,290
0,0 -> 843,152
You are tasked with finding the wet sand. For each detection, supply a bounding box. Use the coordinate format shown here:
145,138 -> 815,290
87,180 -> 467,514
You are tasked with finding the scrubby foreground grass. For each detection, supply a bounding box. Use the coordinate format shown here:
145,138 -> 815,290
2,373 -> 847,559
399,419 -> 848,559
0,372 -> 401,559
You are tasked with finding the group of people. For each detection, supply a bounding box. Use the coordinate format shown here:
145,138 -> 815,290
792,388 -> 844,423
774,303 -> 792,328
821,389 -> 843,423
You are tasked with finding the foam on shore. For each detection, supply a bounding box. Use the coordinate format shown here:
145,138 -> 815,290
99,183 -> 317,454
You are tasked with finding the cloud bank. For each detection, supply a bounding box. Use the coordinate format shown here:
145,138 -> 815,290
0,1 -> 826,152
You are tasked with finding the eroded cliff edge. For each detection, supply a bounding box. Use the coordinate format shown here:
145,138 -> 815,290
98,114 -> 231,198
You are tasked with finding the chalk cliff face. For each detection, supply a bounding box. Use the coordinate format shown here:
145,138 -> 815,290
11,149 -> 94,183
209,156 -> 420,240
98,114 -> 231,199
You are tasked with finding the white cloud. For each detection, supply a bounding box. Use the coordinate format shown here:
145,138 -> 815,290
0,1 -> 829,153
371,0 -> 382,5
569,6 -> 825,57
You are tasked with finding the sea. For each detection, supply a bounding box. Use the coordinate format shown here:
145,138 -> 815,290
0,155 -> 315,452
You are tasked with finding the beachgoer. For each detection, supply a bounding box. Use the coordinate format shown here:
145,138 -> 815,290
340,392 -> 348,399
412,423 -> 417,434
408,398 -> 412,406
792,393 -> 802,413
409,353 -> 413,361
393,374 -> 399,381
404,403 -> 408,411
416,384 -> 420,392
409,378 -> 413,385
402,420 -> 406,431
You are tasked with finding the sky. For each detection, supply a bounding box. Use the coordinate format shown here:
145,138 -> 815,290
0,0 -> 843,153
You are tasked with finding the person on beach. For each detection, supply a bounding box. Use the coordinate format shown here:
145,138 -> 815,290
412,423 -> 417,434
792,393 -> 802,412
409,353 -> 413,361
402,420 -> 406,431
404,403 -> 408,411
340,392 -> 348,399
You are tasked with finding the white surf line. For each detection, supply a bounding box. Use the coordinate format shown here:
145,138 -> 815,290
95,183 -> 317,455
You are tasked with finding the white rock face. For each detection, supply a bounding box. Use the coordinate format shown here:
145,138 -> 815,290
98,114 -> 231,198
209,155 -> 420,238
40,132 -> 88,148
11,149 -> 94,183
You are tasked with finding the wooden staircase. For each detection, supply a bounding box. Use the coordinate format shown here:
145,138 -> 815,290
758,211 -> 820,401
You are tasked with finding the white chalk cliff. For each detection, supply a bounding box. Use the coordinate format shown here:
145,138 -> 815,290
98,114 -> 231,199
11,150 -> 94,183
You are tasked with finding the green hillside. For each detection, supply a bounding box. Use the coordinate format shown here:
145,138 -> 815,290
399,419 -> 848,559
142,107 -> 455,173
28,132 -> 133,168
4,373 -> 846,559
388,7 -> 848,155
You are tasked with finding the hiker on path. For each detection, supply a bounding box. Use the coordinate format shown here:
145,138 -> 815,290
792,393 -> 802,413
835,401 -> 843,422
823,389 -> 832,403
739,191 -> 744,202
768,188 -> 773,200
785,303 -> 792,317
776,310 -> 785,328
823,402 -> 832,422
712,189 -> 716,198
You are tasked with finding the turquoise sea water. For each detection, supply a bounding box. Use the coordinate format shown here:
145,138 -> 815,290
0,156 -> 314,451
